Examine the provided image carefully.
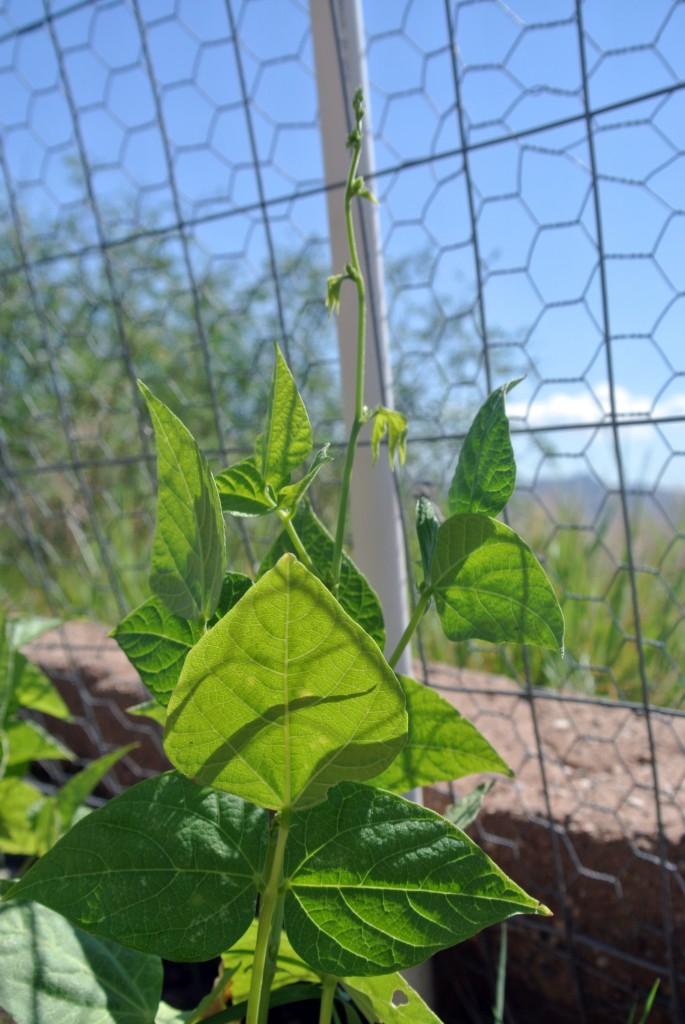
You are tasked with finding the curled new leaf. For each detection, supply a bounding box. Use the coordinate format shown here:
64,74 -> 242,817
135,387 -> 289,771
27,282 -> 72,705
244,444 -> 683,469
371,407 -> 407,470
416,496 -> 439,586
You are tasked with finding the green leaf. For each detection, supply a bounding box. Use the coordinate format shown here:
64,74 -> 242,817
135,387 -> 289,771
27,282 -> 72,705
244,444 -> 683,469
10,659 -> 72,721
277,444 -> 334,509
7,771 -> 268,962
284,782 -> 548,976
127,700 -> 167,725
0,901 -> 162,1024
213,572 -> 253,621
52,744 -> 137,834
445,782 -> 494,832
220,918 -> 319,1003
0,777 -> 46,855
431,513 -> 564,651
5,718 -> 74,770
258,502 -> 385,649
448,379 -> 522,517
341,972 -> 442,1024
1,613 -> 12,727
257,343 -> 312,486
113,574 -> 252,709
365,675 -> 511,793
112,597 -> 204,706
139,381 -> 226,623
415,496 -> 439,586
325,273 -> 346,316
371,407 -> 407,470
6,616 -> 61,650
155,1004 -> 187,1024
215,457 -> 276,517
164,554 -> 406,811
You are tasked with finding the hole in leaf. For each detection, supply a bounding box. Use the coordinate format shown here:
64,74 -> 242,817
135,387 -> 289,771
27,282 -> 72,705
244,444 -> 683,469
391,989 -> 409,1007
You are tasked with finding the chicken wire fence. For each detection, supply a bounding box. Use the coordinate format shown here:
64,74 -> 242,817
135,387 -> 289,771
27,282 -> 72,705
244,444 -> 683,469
1,0 -> 684,1021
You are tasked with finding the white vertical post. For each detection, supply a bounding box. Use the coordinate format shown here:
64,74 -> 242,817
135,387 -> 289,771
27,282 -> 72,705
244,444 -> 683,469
311,16 -> 434,1005
309,0 -> 412,678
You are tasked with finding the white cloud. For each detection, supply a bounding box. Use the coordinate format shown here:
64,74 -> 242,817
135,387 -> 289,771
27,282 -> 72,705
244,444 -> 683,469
508,382 -> 685,427
506,382 -> 685,488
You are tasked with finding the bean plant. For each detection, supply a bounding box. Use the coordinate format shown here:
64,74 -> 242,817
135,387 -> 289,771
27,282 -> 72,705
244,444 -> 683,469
0,91 -> 564,1024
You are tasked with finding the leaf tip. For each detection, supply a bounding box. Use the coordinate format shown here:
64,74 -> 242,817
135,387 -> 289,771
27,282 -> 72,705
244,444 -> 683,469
538,903 -> 553,917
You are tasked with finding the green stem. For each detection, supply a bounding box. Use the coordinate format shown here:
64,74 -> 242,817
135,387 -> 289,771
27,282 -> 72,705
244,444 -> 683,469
387,588 -> 432,669
492,922 -> 508,1024
256,873 -> 287,1024
276,508 -> 316,574
331,105 -> 367,594
318,975 -> 338,1024
246,809 -> 291,1024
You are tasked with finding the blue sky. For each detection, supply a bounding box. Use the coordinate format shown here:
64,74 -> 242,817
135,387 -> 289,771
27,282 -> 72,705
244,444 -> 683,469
1,0 -> 684,489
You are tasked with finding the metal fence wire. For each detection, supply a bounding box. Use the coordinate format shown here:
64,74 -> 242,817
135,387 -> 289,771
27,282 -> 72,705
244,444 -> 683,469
1,1 -> 684,1022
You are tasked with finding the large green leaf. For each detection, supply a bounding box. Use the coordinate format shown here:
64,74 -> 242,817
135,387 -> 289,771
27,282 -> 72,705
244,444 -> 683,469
257,343 -> 312,486
164,554 -> 406,811
0,901 -> 162,1024
365,674 -> 511,793
258,502 -> 385,649
284,782 -> 547,976
139,381 -> 226,623
111,597 -> 204,706
7,771 -> 268,962
341,972 -> 442,1024
448,379 -> 521,517
431,513 -> 564,651
215,457 -> 276,517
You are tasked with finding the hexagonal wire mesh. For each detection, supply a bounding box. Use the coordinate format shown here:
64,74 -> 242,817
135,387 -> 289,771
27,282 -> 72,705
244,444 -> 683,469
0,0 -> 683,1021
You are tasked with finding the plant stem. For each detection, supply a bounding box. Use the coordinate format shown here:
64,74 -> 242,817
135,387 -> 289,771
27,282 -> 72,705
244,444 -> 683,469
276,508 -> 316,574
330,100 -> 367,594
387,588 -> 432,669
318,975 -> 338,1024
492,922 -> 508,1024
246,809 -> 291,1024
